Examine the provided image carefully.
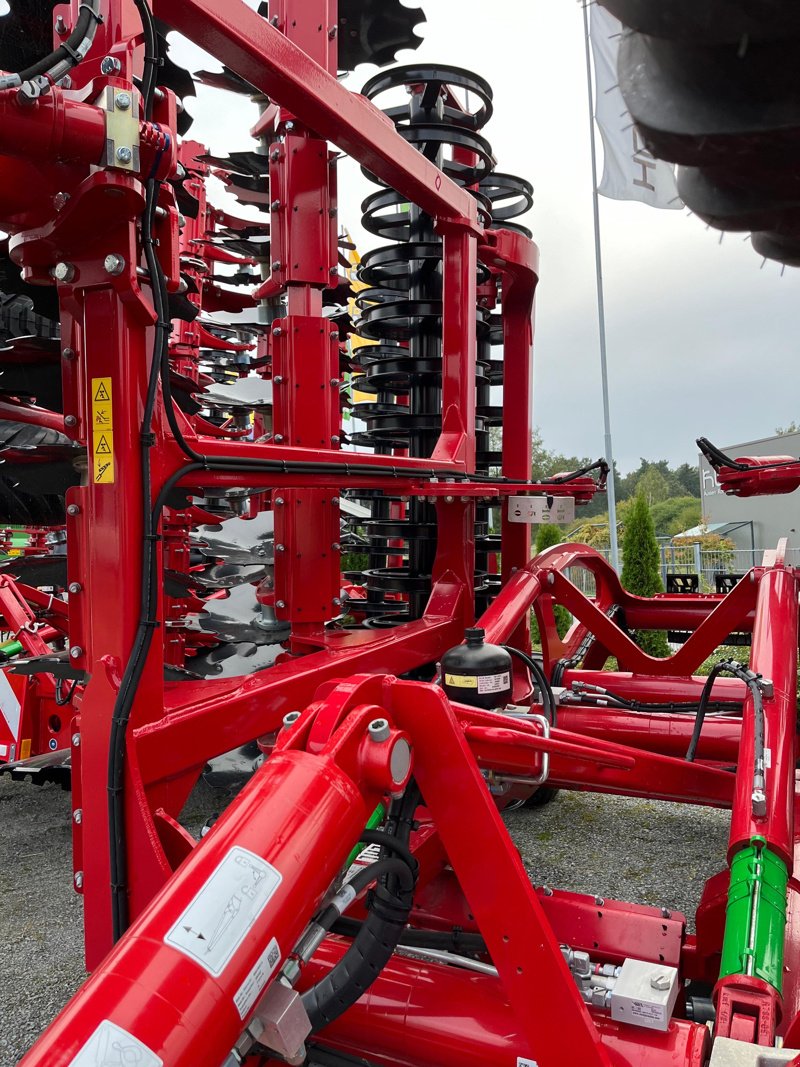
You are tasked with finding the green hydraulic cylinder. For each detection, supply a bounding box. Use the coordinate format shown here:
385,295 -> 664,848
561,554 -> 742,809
0,638 -> 23,658
719,836 -> 788,993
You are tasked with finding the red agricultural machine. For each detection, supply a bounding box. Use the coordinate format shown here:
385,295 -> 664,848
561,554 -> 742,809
1,1 -> 800,1065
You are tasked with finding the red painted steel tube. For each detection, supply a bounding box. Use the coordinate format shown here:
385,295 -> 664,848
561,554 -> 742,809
562,670 -> 746,704
19,746 -> 378,1067
299,941 -> 710,1067
728,565 -> 799,868
557,705 -> 742,763
152,0 -> 479,230
0,90 -> 106,164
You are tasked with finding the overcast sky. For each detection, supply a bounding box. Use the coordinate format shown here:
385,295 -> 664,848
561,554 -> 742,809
172,0 -> 800,474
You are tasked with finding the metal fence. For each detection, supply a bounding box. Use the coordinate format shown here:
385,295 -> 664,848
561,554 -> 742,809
564,546 -> 800,596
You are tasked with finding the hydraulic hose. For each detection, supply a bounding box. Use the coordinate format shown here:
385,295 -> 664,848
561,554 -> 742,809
0,0 -> 103,91
502,644 -> 557,726
301,786 -> 420,1032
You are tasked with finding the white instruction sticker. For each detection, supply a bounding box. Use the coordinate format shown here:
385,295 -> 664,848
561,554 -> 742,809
631,1000 -> 663,1022
517,1058 -> 539,1067
165,846 -> 282,976
477,672 -> 511,695
233,936 -> 281,1019
69,1020 -> 163,1067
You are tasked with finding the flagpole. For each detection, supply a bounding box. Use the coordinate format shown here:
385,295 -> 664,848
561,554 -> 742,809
581,0 -> 620,572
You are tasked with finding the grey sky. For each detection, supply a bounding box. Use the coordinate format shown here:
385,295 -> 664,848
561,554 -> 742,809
172,0 -> 800,474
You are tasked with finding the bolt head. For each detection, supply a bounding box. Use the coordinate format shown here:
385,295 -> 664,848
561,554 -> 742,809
68,582 -> 82,594
64,414 -> 77,427
275,544 -> 285,552
331,497 -> 339,505
271,260 -> 283,271
329,267 -> 338,276
285,120 -> 295,131
115,146 -> 133,164
283,711 -> 300,728
101,56 -> 122,74
367,718 -> 391,743
274,497 -> 284,505
69,646 -> 83,659
276,600 -> 286,609
73,808 -> 82,824
274,434 -> 284,443
66,503 -> 80,516
270,199 -> 281,211
272,327 -> 283,337
115,91 -> 132,110
74,871 -> 84,889
52,261 -> 75,283
270,150 -> 280,162
104,253 -> 126,276
330,435 -> 340,444
53,191 -> 70,211
71,732 -> 81,747
62,347 -> 76,360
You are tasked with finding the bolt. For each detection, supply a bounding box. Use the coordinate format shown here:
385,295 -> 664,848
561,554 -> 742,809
73,808 -> 82,824
276,600 -> 286,609
270,199 -> 282,211
285,120 -> 295,131
444,495 -> 454,503
115,91 -> 132,110
274,497 -> 284,506
64,414 -> 77,427
330,435 -> 340,444
104,253 -> 126,276
116,146 -> 132,164
273,375 -> 284,384
594,896 -> 605,907
272,327 -> 283,337
101,56 -> 122,75
66,503 -> 81,516
55,14 -> 68,34
283,711 -> 301,728
74,871 -> 84,889
71,732 -> 80,747
331,497 -> 339,505
62,347 -> 76,361
332,597 -> 341,606
329,267 -> 338,276
368,718 -> 391,743
327,25 -> 337,38
69,646 -> 83,659
330,377 -> 340,386
53,191 -> 70,211
329,330 -> 339,340
274,434 -> 284,443
275,544 -> 285,552
271,260 -> 283,271
270,150 -> 280,162
661,907 -> 672,919
68,582 -> 82,594
331,543 -> 341,551
51,262 -> 76,283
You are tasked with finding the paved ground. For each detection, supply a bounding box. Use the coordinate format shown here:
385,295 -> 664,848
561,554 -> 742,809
0,776 -> 730,1066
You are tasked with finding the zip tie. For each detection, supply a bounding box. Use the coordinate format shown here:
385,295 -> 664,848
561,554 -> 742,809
78,4 -> 104,23
60,40 -> 83,64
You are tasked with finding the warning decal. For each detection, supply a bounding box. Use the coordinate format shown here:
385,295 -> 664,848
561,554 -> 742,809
91,377 -> 114,483
69,1020 -> 163,1067
165,846 -> 282,977
444,673 -> 478,689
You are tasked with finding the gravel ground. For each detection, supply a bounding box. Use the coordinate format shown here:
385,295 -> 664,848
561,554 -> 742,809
0,776 -> 730,1066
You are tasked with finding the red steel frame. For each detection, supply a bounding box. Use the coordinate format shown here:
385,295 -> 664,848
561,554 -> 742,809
2,0 -> 800,1064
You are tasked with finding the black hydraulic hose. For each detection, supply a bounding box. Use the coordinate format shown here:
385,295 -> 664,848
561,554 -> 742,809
502,644 -> 556,726
685,662 -> 736,762
302,784 -> 420,1032
331,916 -> 487,956
0,0 -> 103,90
697,436 -> 800,474
315,857 -> 415,932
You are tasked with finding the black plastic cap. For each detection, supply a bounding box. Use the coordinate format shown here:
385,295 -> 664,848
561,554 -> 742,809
464,627 -> 485,642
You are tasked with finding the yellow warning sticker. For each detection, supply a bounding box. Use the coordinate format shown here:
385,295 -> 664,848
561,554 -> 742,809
91,377 -> 114,483
444,673 -> 478,689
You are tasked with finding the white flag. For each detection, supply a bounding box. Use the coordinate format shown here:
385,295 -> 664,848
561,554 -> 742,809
590,7 -> 682,209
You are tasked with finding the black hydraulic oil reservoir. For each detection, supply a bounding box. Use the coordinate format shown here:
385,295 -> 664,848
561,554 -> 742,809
441,628 -> 513,710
